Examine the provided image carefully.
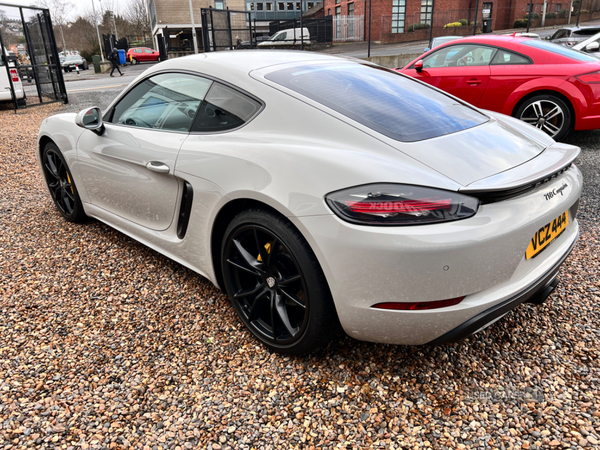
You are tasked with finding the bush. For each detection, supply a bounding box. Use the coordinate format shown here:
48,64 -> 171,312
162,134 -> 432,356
459,19 -> 468,26
523,12 -> 540,20
545,12 -> 556,19
407,22 -> 431,32
558,8 -> 568,18
444,21 -> 463,28
513,18 -> 528,28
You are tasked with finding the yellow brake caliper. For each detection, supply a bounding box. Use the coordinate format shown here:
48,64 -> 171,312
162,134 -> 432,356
257,242 -> 272,262
66,172 -> 74,194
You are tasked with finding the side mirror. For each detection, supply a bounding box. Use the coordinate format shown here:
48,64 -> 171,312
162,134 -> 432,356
585,41 -> 600,52
75,106 -> 104,135
544,36 -> 551,40
424,47 -> 431,52
414,60 -> 424,73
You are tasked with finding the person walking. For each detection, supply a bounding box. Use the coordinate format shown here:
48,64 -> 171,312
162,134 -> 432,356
109,48 -> 123,77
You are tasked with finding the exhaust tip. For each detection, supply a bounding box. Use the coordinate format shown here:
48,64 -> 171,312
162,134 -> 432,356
527,278 -> 559,305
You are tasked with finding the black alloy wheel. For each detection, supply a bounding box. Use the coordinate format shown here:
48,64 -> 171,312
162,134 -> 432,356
41,143 -> 86,222
221,209 -> 338,354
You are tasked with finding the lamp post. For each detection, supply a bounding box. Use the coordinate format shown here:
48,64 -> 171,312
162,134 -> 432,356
91,0 -> 104,62
188,0 -> 199,54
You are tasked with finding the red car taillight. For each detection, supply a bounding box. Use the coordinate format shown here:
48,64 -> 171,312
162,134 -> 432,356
372,296 -> 466,310
576,71 -> 600,84
10,69 -> 19,82
326,183 -> 479,226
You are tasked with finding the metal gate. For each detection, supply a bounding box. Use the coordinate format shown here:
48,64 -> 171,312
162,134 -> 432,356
201,8 -> 254,52
0,3 -> 67,110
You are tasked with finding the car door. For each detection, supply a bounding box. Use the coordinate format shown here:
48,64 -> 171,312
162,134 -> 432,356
403,44 -> 494,106
143,48 -> 155,61
478,48 -> 534,113
77,72 -> 213,230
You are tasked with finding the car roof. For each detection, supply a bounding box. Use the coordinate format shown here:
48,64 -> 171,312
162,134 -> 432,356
143,51 -> 348,78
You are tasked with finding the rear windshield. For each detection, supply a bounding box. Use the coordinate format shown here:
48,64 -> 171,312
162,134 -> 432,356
520,39 -> 599,62
573,28 -> 600,36
265,62 -> 488,142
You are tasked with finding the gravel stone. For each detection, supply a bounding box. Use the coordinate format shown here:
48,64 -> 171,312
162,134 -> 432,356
1,99 -> 600,449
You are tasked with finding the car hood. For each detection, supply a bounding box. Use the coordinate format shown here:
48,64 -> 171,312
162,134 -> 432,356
386,112 -> 553,187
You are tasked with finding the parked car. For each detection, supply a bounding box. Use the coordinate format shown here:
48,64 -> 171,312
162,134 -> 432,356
424,36 -> 462,52
257,28 -> 311,46
37,51 -> 582,354
547,26 -> 600,46
506,32 -> 541,39
399,35 -> 600,140
573,31 -> 600,58
1,47 -> 26,105
62,54 -> 88,72
127,47 -> 161,64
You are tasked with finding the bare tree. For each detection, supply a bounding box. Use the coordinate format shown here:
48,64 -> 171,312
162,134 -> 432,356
125,0 -> 150,36
36,0 -> 73,52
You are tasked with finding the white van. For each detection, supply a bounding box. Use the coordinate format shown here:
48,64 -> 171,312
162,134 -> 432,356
1,48 -> 25,105
258,27 -> 311,46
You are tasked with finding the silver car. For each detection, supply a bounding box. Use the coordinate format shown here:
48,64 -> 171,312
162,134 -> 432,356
37,52 -> 582,354
547,26 -> 600,47
573,31 -> 600,57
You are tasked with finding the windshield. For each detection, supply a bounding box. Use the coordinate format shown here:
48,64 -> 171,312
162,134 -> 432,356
265,62 -> 488,142
520,39 -> 599,62
66,56 -> 80,61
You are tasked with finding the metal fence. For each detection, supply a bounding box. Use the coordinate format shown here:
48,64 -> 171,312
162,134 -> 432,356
200,8 -> 254,51
332,16 -> 364,42
0,2 -> 67,109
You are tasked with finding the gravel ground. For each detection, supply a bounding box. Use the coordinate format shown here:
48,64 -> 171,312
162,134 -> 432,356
1,102 -> 600,450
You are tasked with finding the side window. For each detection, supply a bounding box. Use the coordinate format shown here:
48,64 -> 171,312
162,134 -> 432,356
275,32 -> 287,41
134,49 -> 142,53
193,83 -> 262,133
491,49 -> 530,65
422,45 -> 495,68
552,29 -> 568,39
144,48 -> 153,53
110,73 -> 212,132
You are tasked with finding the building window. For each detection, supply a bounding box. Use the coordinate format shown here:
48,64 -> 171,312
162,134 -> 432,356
555,4 -> 561,12
421,0 -> 432,24
215,0 -> 224,9
308,2 -> 314,9
348,2 -> 354,35
296,2 -> 301,10
335,0 -> 340,4
287,2 -> 293,10
266,2 -> 273,10
392,0 -> 406,33
279,2 -> 285,10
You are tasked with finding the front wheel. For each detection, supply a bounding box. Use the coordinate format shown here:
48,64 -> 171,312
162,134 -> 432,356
221,209 -> 338,354
514,94 -> 572,141
41,143 -> 86,222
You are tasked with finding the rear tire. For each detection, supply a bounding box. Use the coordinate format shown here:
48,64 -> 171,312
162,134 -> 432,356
132,57 -> 138,65
221,209 -> 338,355
514,94 -> 572,141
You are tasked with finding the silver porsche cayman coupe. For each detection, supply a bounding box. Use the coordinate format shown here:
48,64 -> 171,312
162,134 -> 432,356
37,51 -> 582,354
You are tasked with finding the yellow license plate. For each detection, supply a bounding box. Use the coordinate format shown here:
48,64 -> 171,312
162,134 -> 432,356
526,211 -> 569,259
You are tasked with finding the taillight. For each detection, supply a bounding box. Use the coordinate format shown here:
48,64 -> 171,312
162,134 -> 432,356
576,71 -> 600,84
325,183 -> 479,226
372,296 -> 465,310
10,69 -> 19,82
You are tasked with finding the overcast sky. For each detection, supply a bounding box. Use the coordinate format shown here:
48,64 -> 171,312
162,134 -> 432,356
1,0 -> 132,21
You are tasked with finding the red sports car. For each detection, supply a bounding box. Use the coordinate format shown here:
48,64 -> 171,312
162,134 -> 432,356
126,47 -> 161,64
398,35 -> 600,140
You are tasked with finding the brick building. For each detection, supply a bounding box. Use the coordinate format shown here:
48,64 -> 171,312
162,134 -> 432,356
320,0 -> 580,43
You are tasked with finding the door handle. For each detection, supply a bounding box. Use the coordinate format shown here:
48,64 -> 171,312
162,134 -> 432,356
466,79 -> 482,85
146,161 -> 170,174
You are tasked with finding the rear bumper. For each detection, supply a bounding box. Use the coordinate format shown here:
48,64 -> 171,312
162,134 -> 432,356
427,229 -> 577,345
